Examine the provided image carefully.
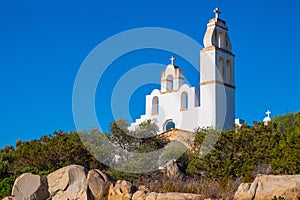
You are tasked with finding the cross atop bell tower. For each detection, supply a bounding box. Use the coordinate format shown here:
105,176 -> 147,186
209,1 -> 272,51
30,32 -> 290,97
170,56 -> 176,65
214,7 -> 221,19
203,8 -> 232,51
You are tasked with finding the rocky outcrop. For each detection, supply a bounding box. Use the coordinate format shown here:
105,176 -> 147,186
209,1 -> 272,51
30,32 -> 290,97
6,165 -> 114,200
6,165 -> 300,200
47,165 -> 88,200
234,175 -> 300,200
108,180 -> 135,200
12,173 -> 49,200
87,169 -> 115,200
4,164 -> 205,200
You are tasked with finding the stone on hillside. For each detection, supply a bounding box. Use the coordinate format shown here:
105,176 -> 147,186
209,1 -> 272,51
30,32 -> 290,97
156,192 -> 204,200
47,165 -> 88,200
234,183 -> 256,200
2,196 -> 15,200
12,173 -> 49,200
163,159 -> 183,180
133,190 -> 204,200
87,169 -> 115,200
234,175 -> 300,200
108,180 -> 135,200
132,186 -> 151,200
143,192 -> 158,200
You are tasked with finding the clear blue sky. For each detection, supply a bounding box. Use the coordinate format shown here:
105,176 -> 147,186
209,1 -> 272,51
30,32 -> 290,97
1,0 -> 300,147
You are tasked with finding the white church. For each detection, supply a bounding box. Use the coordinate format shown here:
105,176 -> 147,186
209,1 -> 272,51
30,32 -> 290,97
129,8 -> 237,133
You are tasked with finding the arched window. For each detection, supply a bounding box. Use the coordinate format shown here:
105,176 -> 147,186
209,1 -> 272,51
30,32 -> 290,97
152,96 -> 159,115
218,32 -> 224,48
218,57 -> 224,81
165,120 -> 175,131
225,33 -> 229,48
213,30 -> 218,43
166,75 -> 173,91
181,92 -> 188,110
226,60 -> 231,84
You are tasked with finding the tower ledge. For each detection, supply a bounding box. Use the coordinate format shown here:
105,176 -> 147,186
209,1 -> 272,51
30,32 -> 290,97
201,46 -> 235,56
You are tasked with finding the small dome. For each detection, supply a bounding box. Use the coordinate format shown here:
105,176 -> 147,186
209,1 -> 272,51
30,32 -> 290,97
166,64 -> 179,69
263,116 -> 271,123
263,110 -> 272,125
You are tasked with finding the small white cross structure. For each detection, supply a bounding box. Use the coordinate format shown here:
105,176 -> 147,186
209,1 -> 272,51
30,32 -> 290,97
266,110 -> 271,118
214,8 -> 221,19
170,56 -> 176,65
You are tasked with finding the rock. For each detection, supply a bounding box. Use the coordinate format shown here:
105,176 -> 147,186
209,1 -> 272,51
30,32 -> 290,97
234,183 -> 256,200
138,185 -> 151,193
162,160 -> 183,180
108,180 -> 135,200
144,192 -> 158,200
12,173 -> 49,200
87,169 -> 115,200
157,192 -> 203,200
132,190 -> 148,200
234,175 -> 300,200
2,197 -> 15,200
47,164 -> 88,200
133,191 -> 204,200
132,186 -> 204,200
132,186 -> 151,200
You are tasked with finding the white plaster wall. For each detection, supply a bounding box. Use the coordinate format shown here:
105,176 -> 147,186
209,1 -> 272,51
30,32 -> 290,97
223,86 -> 235,130
229,58 -> 235,85
200,50 -> 217,83
215,83 -> 228,130
199,83 -> 216,128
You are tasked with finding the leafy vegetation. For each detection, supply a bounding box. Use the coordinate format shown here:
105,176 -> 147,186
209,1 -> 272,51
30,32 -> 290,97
0,112 -> 300,199
0,131 -> 104,198
186,112 -> 300,181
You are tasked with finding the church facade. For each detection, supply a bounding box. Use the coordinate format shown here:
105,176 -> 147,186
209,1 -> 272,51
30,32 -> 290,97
129,8 -> 236,133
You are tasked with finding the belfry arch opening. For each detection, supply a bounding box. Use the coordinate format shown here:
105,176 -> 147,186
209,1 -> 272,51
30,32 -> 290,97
226,60 -> 231,84
218,57 -> 224,81
218,32 -> 224,48
166,75 -> 173,91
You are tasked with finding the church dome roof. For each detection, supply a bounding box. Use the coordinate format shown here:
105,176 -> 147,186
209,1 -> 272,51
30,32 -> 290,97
263,110 -> 272,125
263,116 -> 271,122
166,64 -> 179,69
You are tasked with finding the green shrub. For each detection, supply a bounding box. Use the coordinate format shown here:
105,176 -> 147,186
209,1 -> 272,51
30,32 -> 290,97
0,176 -> 16,199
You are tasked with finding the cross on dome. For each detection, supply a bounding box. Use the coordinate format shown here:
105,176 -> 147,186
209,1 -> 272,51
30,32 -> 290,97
214,7 -> 221,19
170,56 -> 176,65
266,110 -> 271,118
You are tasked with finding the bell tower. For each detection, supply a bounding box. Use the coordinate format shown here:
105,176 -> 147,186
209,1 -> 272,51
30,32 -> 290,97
200,8 -> 235,130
